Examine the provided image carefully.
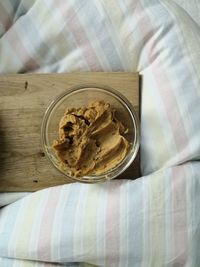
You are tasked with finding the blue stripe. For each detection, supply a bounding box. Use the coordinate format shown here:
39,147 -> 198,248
16,15 -> 57,64
73,0 -> 125,70
128,179 -> 143,266
0,200 -> 23,256
59,183 -> 82,261
191,162 -> 200,266
0,257 -> 15,267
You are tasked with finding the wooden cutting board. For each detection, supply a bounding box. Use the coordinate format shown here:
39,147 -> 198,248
0,72 -> 140,192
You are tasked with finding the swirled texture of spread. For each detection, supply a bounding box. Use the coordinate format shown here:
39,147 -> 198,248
53,101 -> 129,177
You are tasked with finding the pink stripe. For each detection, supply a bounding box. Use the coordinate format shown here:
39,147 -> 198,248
37,186 -> 62,261
172,166 -> 188,266
137,1 -> 189,156
150,68 -> 188,154
5,28 -> 40,71
105,181 -> 122,266
56,1 -> 103,71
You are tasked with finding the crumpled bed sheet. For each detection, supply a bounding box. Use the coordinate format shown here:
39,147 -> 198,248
0,0 -> 200,266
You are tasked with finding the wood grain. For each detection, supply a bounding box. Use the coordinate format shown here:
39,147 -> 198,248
0,72 -> 140,192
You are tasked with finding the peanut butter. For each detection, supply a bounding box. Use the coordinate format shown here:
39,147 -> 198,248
52,101 -> 129,177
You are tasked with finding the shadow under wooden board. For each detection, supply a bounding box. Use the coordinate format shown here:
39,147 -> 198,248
0,72 -> 140,192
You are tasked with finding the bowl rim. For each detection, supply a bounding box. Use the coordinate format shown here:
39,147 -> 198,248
41,83 -> 140,183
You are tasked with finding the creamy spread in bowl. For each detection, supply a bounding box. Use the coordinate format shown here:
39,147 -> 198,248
53,101 -> 130,177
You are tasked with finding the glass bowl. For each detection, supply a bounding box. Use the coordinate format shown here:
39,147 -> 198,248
41,84 -> 139,183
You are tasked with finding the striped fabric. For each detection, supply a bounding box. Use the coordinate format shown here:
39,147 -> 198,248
0,0 -> 200,266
